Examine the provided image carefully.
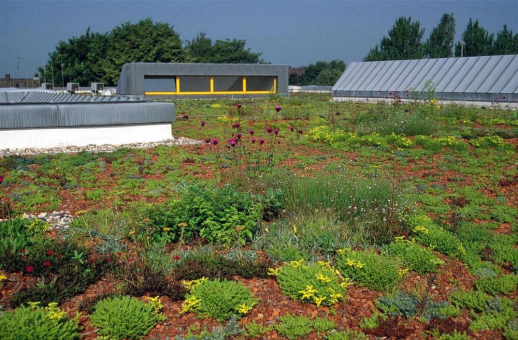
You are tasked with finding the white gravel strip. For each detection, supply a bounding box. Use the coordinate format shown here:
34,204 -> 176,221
0,137 -> 201,157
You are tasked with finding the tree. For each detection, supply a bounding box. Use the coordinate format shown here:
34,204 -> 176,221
364,17 -> 425,61
184,32 -> 264,63
100,18 -> 184,85
303,60 -> 345,85
455,18 -> 494,57
492,24 -> 518,55
314,68 -> 343,86
424,13 -> 455,58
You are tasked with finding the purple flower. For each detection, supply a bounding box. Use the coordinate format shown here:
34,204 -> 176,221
228,138 -> 238,147
200,121 -> 205,127
232,122 -> 241,129
0,175 -> 3,184
248,129 -> 254,135
236,102 -> 242,109
275,105 -> 282,113
259,138 -> 265,145
204,138 -> 211,144
236,133 -> 242,140
297,129 -> 303,135
210,138 -> 219,145
289,126 -> 294,132
274,128 -> 280,135
251,138 -> 256,144
266,126 -> 273,134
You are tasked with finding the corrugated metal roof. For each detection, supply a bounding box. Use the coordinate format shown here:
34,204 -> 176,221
333,55 -> 518,102
20,91 -> 138,103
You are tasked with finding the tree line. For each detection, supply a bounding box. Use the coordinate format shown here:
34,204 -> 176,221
365,14 -> 518,61
39,18 -> 264,86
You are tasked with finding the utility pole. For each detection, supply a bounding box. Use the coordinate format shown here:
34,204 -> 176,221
460,34 -> 464,58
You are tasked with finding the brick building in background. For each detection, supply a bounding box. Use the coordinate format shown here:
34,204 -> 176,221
0,74 -> 40,88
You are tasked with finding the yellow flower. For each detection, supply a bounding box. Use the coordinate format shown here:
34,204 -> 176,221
299,285 -> 318,300
183,278 -> 207,291
128,230 -> 136,236
236,303 -> 253,314
399,268 -> 409,277
340,277 -> 352,288
355,262 -> 364,269
313,296 -> 327,307
317,261 -> 331,268
268,267 -> 281,276
394,236 -> 405,241
292,225 -> 298,234
0,274 -> 7,282
178,222 -> 188,228
181,295 -> 201,313
413,226 -> 429,234
289,259 -> 304,268
345,259 -> 356,267
315,273 -> 332,283
163,227 -> 171,231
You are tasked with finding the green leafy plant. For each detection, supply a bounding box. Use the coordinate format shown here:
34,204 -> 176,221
325,329 -> 369,340
386,237 -> 443,274
175,315 -> 244,340
273,260 -> 347,307
474,275 -> 518,295
181,278 -> 258,322
0,302 -> 81,340
336,248 -> 401,291
146,184 -> 262,245
274,314 -> 314,340
411,215 -> 465,257
375,290 -> 457,320
243,321 -> 273,338
90,295 -> 165,340
449,289 -> 491,313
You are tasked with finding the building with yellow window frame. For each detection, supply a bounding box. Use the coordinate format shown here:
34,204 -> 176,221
116,63 -> 289,99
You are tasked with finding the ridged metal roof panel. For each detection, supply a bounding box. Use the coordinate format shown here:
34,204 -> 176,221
333,55 -> 518,102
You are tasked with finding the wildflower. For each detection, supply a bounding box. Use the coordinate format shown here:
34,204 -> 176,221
0,274 -> 7,282
232,122 -> 241,129
26,266 -> 33,273
236,102 -> 242,109
181,295 -> 202,313
268,267 -> 281,276
178,222 -> 188,228
228,138 -> 238,147
275,105 -> 282,112
292,225 -> 297,234
43,261 -> 51,267
259,138 -> 265,145
313,296 -> 326,307
47,250 -> 54,256
236,303 -> 253,314
266,126 -> 273,134
210,138 -> 219,145
128,230 -> 136,236
163,227 -> 171,231
200,121 -> 205,127
289,125 -> 294,132
57,254 -> 62,258
248,129 -> 254,135
235,133 -> 242,140
20,249 -> 26,254
0,175 -> 3,184
297,129 -> 304,135
251,138 -> 256,144
299,285 -> 318,299
173,255 -> 180,261
274,128 -> 279,135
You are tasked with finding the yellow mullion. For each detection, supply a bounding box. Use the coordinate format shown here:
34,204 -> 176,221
243,77 -> 247,92
273,77 -> 277,93
210,77 -> 214,93
176,77 -> 180,93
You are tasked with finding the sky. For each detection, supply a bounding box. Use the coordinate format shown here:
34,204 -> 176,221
0,0 -> 517,77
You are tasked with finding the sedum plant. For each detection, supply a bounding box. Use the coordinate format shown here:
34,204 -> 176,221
272,260 -> 348,307
90,295 -> 165,340
181,278 -> 258,322
386,237 -> 444,274
0,302 -> 81,340
410,215 -> 465,257
336,248 -> 401,292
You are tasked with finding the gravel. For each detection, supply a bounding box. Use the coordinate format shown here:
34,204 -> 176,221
0,137 -> 201,157
0,211 -> 75,229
